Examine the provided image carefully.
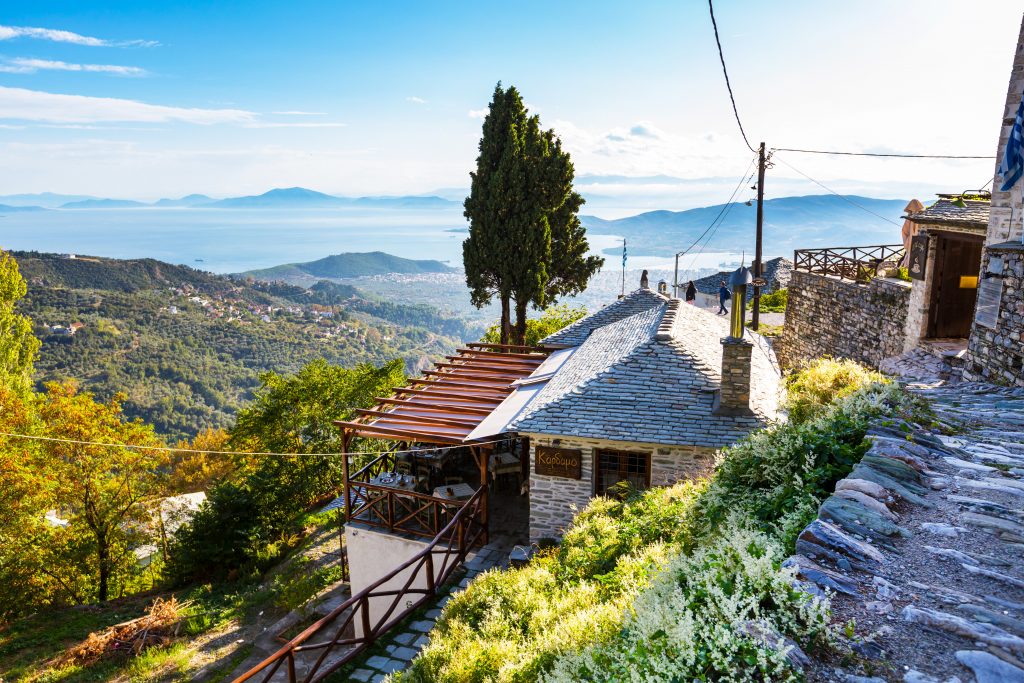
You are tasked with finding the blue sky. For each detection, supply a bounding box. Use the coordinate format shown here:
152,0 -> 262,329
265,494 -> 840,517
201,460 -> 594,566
0,1 -> 1021,208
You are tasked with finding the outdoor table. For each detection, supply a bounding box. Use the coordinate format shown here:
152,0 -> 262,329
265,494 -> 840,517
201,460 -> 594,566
489,452 -> 520,478
432,483 -> 475,502
368,472 -> 426,492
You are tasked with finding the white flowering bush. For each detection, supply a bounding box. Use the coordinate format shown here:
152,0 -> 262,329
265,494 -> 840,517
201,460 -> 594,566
543,528 -> 831,683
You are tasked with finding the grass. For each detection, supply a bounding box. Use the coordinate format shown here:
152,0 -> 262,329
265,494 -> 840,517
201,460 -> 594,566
393,362 -> 923,682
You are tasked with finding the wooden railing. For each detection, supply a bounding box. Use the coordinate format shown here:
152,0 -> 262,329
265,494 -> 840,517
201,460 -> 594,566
233,486 -> 487,683
344,448 -> 467,539
793,245 -> 904,282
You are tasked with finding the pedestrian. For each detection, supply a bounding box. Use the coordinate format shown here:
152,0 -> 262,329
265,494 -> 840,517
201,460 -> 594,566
685,280 -> 697,304
717,280 -> 730,315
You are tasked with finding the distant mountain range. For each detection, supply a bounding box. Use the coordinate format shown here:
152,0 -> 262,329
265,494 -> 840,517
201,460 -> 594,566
581,194 -> 910,258
239,251 -> 457,282
0,187 -> 458,211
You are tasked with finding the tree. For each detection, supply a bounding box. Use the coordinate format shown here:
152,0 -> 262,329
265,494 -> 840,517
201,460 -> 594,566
38,383 -> 167,602
168,358 -> 406,581
481,304 -> 588,348
0,250 -> 40,395
463,86 -> 602,346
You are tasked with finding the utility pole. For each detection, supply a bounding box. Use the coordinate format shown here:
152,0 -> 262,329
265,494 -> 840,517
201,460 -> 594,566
751,141 -> 767,331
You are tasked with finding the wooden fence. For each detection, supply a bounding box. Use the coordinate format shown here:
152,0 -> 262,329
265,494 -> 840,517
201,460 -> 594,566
793,245 -> 904,282
232,486 -> 487,683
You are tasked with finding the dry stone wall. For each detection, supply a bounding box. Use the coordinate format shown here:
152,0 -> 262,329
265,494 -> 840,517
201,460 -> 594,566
525,434 -> 714,541
964,243 -> 1024,386
778,270 -> 911,369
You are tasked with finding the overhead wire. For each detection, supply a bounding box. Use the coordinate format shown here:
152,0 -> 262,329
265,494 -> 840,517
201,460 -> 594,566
686,164 -> 758,272
708,0 -> 756,153
0,431 -> 511,458
771,147 -> 994,160
675,152 -> 758,261
772,154 -> 902,227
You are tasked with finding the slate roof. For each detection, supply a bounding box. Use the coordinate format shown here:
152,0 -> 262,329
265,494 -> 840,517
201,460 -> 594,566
541,287 -> 669,346
511,294 -> 781,448
690,257 -> 792,302
906,196 -> 989,230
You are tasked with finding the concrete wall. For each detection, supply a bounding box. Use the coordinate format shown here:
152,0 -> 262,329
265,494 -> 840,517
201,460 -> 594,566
344,524 -> 432,637
524,433 -> 715,542
777,270 -> 912,369
964,244 -> 1024,386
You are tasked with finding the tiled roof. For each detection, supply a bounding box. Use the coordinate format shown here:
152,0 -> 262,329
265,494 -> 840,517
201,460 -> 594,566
691,257 -> 792,301
511,297 -> 781,448
906,197 -> 989,230
541,287 -> 668,346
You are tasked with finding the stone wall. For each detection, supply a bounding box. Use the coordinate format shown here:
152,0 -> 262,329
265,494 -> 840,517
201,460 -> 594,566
524,433 -> 715,541
963,243 -> 1024,386
964,16 -> 1024,386
777,270 -> 912,370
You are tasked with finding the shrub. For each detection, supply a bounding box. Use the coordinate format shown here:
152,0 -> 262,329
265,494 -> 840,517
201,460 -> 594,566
784,357 -> 887,424
747,287 -> 787,313
544,528 -> 830,683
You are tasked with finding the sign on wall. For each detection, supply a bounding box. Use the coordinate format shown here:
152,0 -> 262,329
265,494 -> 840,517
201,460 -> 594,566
975,277 -> 1003,330
908,234 -> 929,281
535,446 -> 583,479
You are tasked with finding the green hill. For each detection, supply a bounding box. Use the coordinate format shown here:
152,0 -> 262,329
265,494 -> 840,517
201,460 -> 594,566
15,251 -> 477,441
241,251 -> 456,282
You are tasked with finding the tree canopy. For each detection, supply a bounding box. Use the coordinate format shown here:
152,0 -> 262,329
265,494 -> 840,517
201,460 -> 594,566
463,84 -> 602,346
0,250 -> 40,395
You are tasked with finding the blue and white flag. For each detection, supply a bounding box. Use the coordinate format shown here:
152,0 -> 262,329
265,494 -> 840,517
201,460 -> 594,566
622,238 -> 627,268
998,92 -> 1024,192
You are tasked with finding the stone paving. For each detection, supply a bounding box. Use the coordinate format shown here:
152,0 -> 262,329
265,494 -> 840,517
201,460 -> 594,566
788,381 -> 1024,682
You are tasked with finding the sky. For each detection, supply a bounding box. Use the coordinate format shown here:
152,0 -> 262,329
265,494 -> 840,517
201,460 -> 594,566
0,0 -> 1021,209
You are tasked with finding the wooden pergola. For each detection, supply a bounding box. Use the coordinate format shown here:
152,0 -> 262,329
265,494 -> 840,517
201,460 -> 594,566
335,342 -> 554,536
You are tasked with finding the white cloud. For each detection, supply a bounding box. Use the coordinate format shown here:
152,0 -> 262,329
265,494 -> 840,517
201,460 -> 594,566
271,110 -> 327,116
0,24 -> 157,47
0,86 -> 255,124
0,58 -> 146,76
243,121 -> 347,129
468,108 -> 487,119
406,96 -> 427,105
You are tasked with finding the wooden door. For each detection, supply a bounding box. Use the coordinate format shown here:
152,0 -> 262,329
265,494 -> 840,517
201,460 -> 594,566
928,235 -> 983,339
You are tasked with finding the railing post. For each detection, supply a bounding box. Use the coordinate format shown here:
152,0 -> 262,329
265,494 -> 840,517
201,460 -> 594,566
425,550 -> 436,595
360,595 -> 372,639
287,651 -> 296,683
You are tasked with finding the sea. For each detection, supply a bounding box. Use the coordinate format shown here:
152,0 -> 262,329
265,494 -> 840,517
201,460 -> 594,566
0,206 -> 743,275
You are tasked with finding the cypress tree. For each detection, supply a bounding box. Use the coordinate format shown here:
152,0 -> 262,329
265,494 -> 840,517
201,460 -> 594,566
463,84 -> 603,346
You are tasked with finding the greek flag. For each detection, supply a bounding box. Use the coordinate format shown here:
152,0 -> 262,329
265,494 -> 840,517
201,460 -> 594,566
622,239 -> 627,268
998,92 -> 1024,192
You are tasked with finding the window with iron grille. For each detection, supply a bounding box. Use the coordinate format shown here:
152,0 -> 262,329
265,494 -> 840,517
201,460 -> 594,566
594,449 -> 650,495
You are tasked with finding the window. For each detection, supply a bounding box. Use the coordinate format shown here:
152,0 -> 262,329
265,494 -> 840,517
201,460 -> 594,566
594,449 -> 650,495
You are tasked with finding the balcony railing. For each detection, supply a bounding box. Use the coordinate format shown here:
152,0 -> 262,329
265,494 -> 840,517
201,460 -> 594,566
344,447 -> 474,540
793,245 -> 904,283
233,486 -> 487,683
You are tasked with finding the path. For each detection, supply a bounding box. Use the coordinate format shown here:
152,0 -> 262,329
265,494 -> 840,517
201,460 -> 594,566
791,380 -> 1024,682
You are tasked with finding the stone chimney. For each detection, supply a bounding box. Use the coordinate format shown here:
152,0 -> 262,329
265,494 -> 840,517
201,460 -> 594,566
715,266 -> 754,416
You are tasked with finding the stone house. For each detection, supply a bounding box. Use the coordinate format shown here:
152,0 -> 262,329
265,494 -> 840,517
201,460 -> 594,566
498,286 -> 782,540
963,14 -> 1024,386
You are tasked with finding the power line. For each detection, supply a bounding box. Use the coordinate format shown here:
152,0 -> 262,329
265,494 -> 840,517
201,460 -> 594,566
772,154 -> 902,227
0,432 -> 510,458
686,165 -> 758,272
678,153 -> 758,259
772,147 -> 995,160
708,0 -> 756,153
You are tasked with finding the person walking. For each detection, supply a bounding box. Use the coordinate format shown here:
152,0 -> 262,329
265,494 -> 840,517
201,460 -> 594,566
717,280 -> 730,315
685,280 -> 697,304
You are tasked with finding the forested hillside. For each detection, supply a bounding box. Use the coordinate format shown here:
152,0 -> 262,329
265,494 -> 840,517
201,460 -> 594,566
15,252 -> 476,440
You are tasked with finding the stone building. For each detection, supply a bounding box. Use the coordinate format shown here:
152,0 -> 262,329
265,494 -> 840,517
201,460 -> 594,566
497,285 -> 782,540
963,14 -> 1024,386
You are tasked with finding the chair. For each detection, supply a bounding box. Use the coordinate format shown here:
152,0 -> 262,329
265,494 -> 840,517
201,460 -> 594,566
396,461 -> 412,475
444,475 -> 464,486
